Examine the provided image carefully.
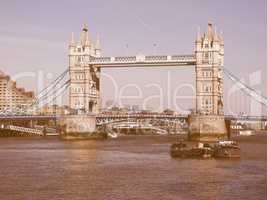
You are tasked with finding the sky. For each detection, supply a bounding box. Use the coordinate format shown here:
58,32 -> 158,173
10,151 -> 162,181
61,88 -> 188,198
0,0 -> 267,114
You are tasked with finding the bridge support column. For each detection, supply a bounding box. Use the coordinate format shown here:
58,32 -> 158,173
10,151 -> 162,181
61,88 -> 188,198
58,115 -> 96,138
188,114 -> 228,142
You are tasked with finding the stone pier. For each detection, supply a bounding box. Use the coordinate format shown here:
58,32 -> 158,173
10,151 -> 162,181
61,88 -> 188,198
188,114 -> 228,142
58,115 -> 96,136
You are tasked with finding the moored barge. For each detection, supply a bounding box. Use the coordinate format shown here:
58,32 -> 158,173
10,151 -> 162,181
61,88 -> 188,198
170,140 -> 241,159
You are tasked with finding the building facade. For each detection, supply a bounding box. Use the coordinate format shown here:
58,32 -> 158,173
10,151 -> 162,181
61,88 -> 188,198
69,24 -> 101,114
0,70 -> 35,113
195,23 -> 224,115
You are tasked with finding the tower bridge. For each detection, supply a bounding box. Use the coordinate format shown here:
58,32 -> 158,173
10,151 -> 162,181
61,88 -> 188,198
66,22 -> 226,141
69,23 -> 224,118
1,22 -> 267,140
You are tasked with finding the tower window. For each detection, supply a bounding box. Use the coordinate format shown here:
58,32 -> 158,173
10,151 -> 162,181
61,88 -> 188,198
202,52 -> 209,64
204,52 -> 209,59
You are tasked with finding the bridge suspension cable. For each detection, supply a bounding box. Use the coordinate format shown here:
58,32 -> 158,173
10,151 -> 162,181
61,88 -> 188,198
223,67 -> 267,107
34,69 -> 68,105
15,69 -> 70,114
37,69 -> 68,98
40,79 -> 70,108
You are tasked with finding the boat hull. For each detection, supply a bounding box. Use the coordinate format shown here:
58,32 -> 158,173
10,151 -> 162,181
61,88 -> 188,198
170,143 -> 213,159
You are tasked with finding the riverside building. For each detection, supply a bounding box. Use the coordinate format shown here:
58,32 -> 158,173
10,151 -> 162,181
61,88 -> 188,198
0,70 -> 35,113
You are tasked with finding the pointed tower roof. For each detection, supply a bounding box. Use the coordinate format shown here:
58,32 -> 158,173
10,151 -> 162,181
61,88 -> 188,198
80,23 -> 89,46
196,26 -> 202,42
207,22 -> 214,40
219,30 -> 224,45
213,25 -> 219,41
83,23 -> 88,32
91,42 -> 95,50
85,31 -> 90,46
95,34 -> 101,49
69,32 -> 75,46
76,38 -> 82,46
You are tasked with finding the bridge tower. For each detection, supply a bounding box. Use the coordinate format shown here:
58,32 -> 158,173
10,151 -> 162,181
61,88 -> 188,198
189,23 -> 227,141
195,23 -> 224,115
68,24 -> 101,114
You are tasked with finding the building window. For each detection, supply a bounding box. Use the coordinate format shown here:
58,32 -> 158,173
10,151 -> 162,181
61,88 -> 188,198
204,52 -> 209,59
202,52 -> 209,64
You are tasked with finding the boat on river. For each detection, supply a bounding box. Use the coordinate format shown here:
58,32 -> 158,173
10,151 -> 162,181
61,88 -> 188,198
170,140 -> 241,159
170,142 -> 213,159
213,141 -> 241,159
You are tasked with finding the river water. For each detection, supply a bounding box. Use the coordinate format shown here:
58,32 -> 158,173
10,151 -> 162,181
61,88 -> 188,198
0,135 -> 267,200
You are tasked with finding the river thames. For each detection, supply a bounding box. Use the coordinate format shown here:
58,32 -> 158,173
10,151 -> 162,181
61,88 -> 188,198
0,135 -> 267,200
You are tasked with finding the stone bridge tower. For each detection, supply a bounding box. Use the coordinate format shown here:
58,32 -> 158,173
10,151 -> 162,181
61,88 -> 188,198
68,24 -> 101,114
195,23 -> 224,115
189,23 -> 227,141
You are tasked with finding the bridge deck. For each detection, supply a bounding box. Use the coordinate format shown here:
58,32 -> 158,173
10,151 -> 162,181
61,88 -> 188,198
89,55 -> 196,68
1,114 -> 267,121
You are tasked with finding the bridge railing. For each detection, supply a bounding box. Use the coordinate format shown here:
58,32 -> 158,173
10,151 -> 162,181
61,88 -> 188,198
145,55 -> 168,61
171,55 -> 195,61
1,113 -> 266,121
114,56 -> 136,62
97,114 -> 188,119
7,125 -> 43,135
225,115 -> 267,121
90,57 -> 111,63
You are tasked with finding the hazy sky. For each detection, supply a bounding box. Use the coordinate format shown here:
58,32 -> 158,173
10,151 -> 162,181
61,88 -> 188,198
0,0 -> 267,114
